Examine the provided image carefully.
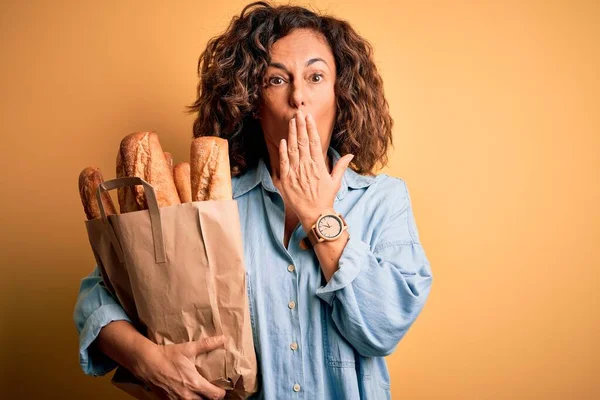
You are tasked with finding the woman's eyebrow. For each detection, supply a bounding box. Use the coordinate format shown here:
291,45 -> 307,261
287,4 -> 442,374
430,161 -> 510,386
268,58 -> 329,73
306,57 -> 328,67
268,62 -> 290,74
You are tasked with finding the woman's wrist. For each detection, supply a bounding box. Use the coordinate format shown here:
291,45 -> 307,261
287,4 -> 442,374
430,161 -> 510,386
128,331 -> 160,378
95,320 -> 158,379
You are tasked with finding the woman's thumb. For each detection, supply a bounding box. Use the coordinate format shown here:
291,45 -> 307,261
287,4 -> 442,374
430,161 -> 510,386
183,335 -> 225,357
331,154 -> 354,182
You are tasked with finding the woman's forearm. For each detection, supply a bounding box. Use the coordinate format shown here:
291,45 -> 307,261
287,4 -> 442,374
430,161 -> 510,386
94,320 -> 156,376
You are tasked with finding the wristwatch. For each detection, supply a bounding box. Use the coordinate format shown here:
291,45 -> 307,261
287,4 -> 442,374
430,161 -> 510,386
300,210 -> 349,249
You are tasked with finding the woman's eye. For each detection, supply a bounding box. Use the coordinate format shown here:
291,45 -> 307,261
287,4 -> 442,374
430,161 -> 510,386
268,77 -> 285,86
311,74 -> 324,83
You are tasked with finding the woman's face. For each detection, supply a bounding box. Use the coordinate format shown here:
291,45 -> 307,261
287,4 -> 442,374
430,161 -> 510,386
258,28 -> 337,156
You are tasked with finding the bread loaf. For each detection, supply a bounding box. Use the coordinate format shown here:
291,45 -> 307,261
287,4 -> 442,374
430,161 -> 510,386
116,131 -> 181,213
190,137 -> 232,201
173,162 -> 192,203
78,166 -> 117,220
164,152 -> 174,176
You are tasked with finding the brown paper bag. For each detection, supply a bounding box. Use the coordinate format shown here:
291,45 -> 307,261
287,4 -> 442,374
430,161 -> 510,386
84,176 -> 258,399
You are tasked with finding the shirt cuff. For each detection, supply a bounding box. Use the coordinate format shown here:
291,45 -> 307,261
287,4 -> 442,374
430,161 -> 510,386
79,304 -> 132,377
315,235 -> 370,306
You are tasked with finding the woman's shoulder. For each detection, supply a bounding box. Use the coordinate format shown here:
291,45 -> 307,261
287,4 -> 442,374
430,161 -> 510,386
355,170 -> 409,198
356,172 -> 422,244
354,171 -> 415,217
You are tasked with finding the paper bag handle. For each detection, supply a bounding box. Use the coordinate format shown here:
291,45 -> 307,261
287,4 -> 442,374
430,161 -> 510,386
96,176 -> 167,264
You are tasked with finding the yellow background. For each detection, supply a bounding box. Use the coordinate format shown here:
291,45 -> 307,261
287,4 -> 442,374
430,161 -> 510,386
1,0 -> 598,398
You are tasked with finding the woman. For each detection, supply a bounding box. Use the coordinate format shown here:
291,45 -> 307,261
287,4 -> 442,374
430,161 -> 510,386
73,2 -> 433,399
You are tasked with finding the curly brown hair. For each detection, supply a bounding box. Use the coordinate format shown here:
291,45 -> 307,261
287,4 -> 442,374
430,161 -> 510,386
186,1 -> 393,177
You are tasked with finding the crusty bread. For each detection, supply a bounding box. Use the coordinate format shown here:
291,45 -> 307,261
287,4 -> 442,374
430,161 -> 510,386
173,162 -> 192,203
116,131 -> 181,213
190,137 -> 232,201
164,152 -> 173,176
78,166 -> 117,220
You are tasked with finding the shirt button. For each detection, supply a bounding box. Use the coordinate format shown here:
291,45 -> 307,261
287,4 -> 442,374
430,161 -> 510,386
287,264 -> 295,272
290,342 -> 298,350
288,300 -> 296,309
293,383 -> 301,392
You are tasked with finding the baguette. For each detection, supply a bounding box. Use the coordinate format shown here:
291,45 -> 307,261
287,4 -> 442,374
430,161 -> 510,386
173,162 -> 192,203
78,166 -> 117,220
116,131 -> 181,213
190,137 -> 232,201
164,152 -> 174,176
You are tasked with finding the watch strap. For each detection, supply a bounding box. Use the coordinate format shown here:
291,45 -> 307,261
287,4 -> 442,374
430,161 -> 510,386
307,226 -> 323,246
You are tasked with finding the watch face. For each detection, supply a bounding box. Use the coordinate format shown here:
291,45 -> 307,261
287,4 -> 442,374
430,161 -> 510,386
317,215 -> 343,239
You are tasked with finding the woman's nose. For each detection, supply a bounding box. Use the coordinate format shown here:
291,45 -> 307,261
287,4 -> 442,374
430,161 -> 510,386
289,82 -> 306,109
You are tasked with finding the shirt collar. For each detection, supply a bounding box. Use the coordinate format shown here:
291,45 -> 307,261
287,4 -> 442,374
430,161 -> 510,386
232,146 -> 377,200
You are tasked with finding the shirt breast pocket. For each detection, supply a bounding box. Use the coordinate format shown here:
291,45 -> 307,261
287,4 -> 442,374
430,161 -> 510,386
321,302 -> 356,368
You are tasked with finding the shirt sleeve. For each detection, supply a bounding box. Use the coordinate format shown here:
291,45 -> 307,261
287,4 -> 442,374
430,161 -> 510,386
315,178 -> 433,357
73,265 -> 132,376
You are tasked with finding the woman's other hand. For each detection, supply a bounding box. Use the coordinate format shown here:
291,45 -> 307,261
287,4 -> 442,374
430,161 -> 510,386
135,335 -> 227,400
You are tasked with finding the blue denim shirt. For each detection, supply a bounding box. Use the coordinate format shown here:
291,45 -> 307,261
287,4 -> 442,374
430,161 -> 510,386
73,146 -> 433,399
